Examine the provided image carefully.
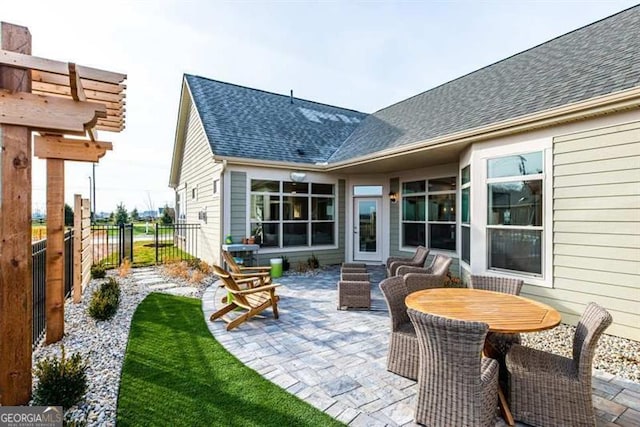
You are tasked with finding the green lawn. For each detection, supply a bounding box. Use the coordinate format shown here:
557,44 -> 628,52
117,293 -> 344,427
131,241 -> 194,266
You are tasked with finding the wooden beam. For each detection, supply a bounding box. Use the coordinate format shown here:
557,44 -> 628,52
0,21 -> 32,406
32,70 -> 125,94
68,63 -> 86,102
1,48 -> 126,83
45,159 -> 65,344
96,123 -> 124,132
0,90 -> 107,134
34,135 -> 112,162
32,81 -> 125,103
73,195 -> 82,303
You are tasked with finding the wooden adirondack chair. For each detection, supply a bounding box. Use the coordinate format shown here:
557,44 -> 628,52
210,265 -> 281,331
221,250 -> 272,286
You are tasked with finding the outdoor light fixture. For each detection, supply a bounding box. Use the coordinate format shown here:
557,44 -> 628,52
389,191 -> 398,204
290,172 -> 306,182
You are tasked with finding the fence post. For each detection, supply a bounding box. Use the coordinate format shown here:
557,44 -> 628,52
155,224 -> 159,264
118,223 -> 124,266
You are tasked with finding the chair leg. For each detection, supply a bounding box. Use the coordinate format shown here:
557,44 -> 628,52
270,290 -> 279,319
227,311 -> 252,331
210,303 -> 236,321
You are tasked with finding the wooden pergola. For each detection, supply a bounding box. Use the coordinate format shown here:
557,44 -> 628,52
0,22 -> 126,405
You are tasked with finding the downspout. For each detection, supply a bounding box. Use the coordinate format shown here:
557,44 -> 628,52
219,159 -> 227,264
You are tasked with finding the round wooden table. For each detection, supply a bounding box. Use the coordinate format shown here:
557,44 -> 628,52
405,288 -> 561,333
405,288 -> 561,426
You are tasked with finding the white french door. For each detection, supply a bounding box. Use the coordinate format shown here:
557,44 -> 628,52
353,198 -> 382,262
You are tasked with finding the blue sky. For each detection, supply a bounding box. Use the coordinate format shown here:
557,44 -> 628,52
2,0 -> 637,214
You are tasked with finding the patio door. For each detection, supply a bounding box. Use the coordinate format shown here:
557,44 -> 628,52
353,198 -> 382,262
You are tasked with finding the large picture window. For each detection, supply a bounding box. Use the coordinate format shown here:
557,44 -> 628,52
250,180 -> 335,248
401,177 -> 456,251
486,152 -> 543,275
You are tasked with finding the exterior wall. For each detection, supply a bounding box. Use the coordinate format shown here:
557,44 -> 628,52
389,177 -> 402,258
175,101 -> 221,265
460,110 -> 639,340
227,168 -> 346,267
549,121 -> 640,340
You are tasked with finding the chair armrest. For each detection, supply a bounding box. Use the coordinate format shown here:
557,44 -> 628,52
481,357 -> 499,396
386,256 -> 410,268
230,272 -> 270,279
506,344 -> 576,379
239,266 -> 272,272
233,283 -> 282,295
397,265 -> 429,276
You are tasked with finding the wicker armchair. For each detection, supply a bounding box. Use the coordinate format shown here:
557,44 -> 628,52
397,254 -> 452,277
379,276 -> 419,380
403,273 -> 445,294
469,275 -> 524,384
506,303 -> 612,427
386,246 -> 429,276
407,308 -> 499,427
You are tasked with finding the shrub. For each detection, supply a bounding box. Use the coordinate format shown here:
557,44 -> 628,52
189,269 -> 205,284
118,258 -> 132,278
307,254 -> 319,269
33,345 -> 88,410
90,263 -> 106,279
196,260 -> 212,275
443,272 -> 463,288
295,261 -> 310,273
163,261 -> 190,280
281,256 -> 290,272
88,278 -> 120,321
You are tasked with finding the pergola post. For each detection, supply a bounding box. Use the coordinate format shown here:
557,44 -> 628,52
45,158 -> 65,343
0,21 -> 33,406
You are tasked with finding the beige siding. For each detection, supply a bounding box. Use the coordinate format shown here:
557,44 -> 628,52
176,102 -> 221,265
545,120 -> 640,340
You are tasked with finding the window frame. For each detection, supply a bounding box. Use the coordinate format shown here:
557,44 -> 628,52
400,176 -> 457,252
249,178 -> 337,250
460,165 -> 471,266
484,150 -> 547,279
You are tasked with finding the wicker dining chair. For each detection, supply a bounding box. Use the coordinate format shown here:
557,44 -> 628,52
407,308 -> 499,427
386,246 -> 429,277
469,275 -> 524,384
379,276 -> 419,380
506,302 -> 612,427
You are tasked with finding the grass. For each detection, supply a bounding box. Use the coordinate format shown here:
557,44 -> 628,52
117,293 -> 343,427
130,241 -> 194,266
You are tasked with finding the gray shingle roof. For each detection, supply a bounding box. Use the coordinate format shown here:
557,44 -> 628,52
185,6 -> 640,165
185,75 -> 367,164
328,5 -> 640,162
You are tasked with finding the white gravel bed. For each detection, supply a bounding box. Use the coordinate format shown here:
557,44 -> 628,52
522,323 -> 640,382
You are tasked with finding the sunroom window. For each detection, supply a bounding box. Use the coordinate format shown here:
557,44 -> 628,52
401,177 -> 456,251
486,152 -> 543,275
461,165 -> 471,264
250,179 -> 335,248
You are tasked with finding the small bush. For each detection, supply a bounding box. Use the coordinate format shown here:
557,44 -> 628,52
33,345 -> 87,410
307,254 -> 319,269
163,261 -> 190,280
186,257 -> 202,270
196,260 -> 212,275
189,269 -> 205,284
443,272 -> 463,288
90,263 -> 106,279
118,258 -> 132,278
88,278 -> 120,321
295,261 -> 310,273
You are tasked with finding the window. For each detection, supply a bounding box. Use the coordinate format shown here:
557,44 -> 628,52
191,187 -> 197,200
461,166 -> 471,264
213,179 -> 219,195
250,179 -> 335,248
486,152 -> 543,275
401,177 -> 456,250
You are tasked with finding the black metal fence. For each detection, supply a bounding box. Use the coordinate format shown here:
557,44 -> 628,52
91,223 -> 199,267
32,229 -> 74,349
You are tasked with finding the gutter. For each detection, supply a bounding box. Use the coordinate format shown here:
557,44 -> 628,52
324,86 -> 640,171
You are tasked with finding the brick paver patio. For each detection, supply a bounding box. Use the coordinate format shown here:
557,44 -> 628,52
201,265 -> 640,426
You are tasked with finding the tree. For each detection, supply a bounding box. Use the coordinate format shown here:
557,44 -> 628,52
115,203 -> 129,225
160,205 -> 173,225
64,204 -> 74,227
130,208 -> 140,222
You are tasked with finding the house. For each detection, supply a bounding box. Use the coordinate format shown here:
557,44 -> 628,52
169,6 -> 640,340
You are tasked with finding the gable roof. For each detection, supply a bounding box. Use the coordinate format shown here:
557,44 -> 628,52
185,74 -> 367,165
329,5 -> 640,162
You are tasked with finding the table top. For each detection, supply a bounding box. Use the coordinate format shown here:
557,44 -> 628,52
405,288 -> 561,333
